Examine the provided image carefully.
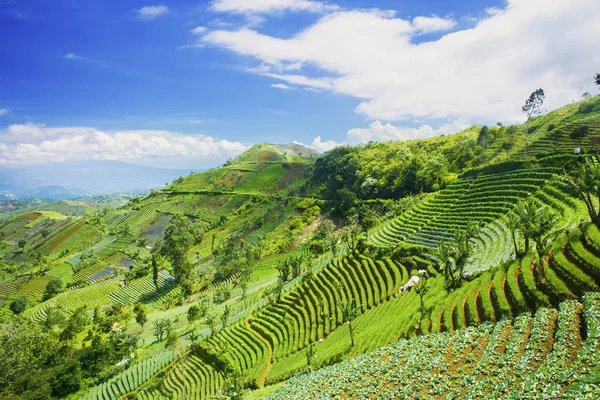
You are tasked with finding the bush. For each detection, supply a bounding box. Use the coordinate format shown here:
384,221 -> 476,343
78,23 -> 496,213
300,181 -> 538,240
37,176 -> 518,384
579,102 -> 595,114
9,297 -> 27,314
43,278 -> 64,301
547,124 -> 555,132
502,140 -> 514,150
309,239 -> 326,255
570,125 -> 589,140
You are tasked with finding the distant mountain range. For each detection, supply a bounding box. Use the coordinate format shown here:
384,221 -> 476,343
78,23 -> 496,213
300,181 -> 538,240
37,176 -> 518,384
0,160 -> 198,199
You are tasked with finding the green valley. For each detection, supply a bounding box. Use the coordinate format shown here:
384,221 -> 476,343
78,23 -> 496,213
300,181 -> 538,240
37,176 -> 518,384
2,96 -> 600,400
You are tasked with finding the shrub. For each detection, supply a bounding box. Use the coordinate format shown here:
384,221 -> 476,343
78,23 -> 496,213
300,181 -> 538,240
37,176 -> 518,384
579,102 -> 595,114
43,278 -> 64,301
309,239 -> 327,255
9,297 -> 27,314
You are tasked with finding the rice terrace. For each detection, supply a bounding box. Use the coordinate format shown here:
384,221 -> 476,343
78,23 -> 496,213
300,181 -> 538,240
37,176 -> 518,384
1,0 -> 600,399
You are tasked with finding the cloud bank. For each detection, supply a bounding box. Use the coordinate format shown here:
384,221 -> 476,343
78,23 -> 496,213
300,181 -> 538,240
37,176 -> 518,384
201,0 -> 600,125
296,120 -> 471,153
210,0 -> 339,14
137,5 -> 168,20
0,124 -> 248,167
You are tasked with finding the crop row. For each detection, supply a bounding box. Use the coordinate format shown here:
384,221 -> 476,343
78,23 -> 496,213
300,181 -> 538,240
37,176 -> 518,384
81,349 -> 174,400
266,294 -> 600,399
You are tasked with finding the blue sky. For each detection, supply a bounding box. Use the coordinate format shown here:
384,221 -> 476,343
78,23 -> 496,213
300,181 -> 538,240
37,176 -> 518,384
1,0 -> 598,168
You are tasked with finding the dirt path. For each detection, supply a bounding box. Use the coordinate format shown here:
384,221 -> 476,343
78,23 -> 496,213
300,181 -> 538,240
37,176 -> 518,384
245,310 -> 273,388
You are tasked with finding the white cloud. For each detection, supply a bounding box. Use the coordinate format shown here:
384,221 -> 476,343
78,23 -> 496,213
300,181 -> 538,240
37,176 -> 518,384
137,5 -> 168,20
0,109 -> 10,116
191,26 -> 208,35
296,120 -> 470,153
347,120 -> 470,144
64,53 -> 84,60
0,123 -> 248,167
271,83 -> 294,90
202,0 -> 600,124
411,16 -> 456,33
210,0 -> 339,14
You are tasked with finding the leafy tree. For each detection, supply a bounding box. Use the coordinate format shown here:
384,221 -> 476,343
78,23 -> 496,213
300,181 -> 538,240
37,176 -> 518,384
515,201 -> 559,279
357,205 -> 378,240
437,241 -> 457,290
44,305 -> 69,331
240,282 -> 248,304
276,259 -> 291,282
151,253 -> 160,291
18,239 -> 26,249
205,312 -> 219,336
153,319 -> 169,342
339,299 -> 360,347
0,319 -> 61,397
161,214 -> 195,281
522,88 -> 545,156
304,344 -> 316,371
9,296 -> 27,314
134,303 -> 148,329
328,233 -> 339,258
197,296 -> 210,319
413,279 -> 428,333
582,92 -> 592,99
529,206 -> 559,280
565,159 -> 600,226
221,305 -> 230,328
181,278 -> 193,299
451,220 -> 479,282
187,304 -> 201,323
506,212 -> 521,258
60,306 -> 89,343
595,73 -> 600,88
43,278 -> 64,301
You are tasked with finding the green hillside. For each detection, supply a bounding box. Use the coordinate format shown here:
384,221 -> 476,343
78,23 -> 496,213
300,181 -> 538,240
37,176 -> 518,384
1,97 -> 600,399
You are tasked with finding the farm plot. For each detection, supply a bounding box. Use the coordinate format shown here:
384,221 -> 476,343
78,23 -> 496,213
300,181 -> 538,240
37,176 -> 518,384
266,294 -> 600,399
80,349 -> 174,400
139,213 -> 172,245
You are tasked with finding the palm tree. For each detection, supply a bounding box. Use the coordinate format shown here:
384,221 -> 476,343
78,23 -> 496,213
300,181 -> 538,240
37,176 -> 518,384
506,212 -> 521,258
450,220 -> 479,283
529,206 -> 559,281
413,280 -> 428,333
565,159 -> 600,226
339,300 -> 360,347
516,201 -> 537,253
437,242 -> 456,290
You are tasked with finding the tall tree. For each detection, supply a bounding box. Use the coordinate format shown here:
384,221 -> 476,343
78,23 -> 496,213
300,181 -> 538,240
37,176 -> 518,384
595,73 -> 600,88
162,214 -> 195,281
339,300 -> 360,347
357,205 -> 378,240
304,344 -> 316,371
516,201 -> 536,253
451,220 -> 479,282
134,303 -> 147,329
506,212 -> 521,258
529,207 -> 559,281
437,241 -> 457,290
151,253 -> 160,291
565,159 -> 600,226
413,280 -> 428,333
522,88 -> 545,156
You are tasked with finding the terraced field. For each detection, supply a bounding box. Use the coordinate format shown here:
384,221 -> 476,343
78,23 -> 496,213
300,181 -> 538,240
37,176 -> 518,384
267,293 -> 600,399
370,167 -> 580,273
24,270 -> 176,323
81,349 -> 174,400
